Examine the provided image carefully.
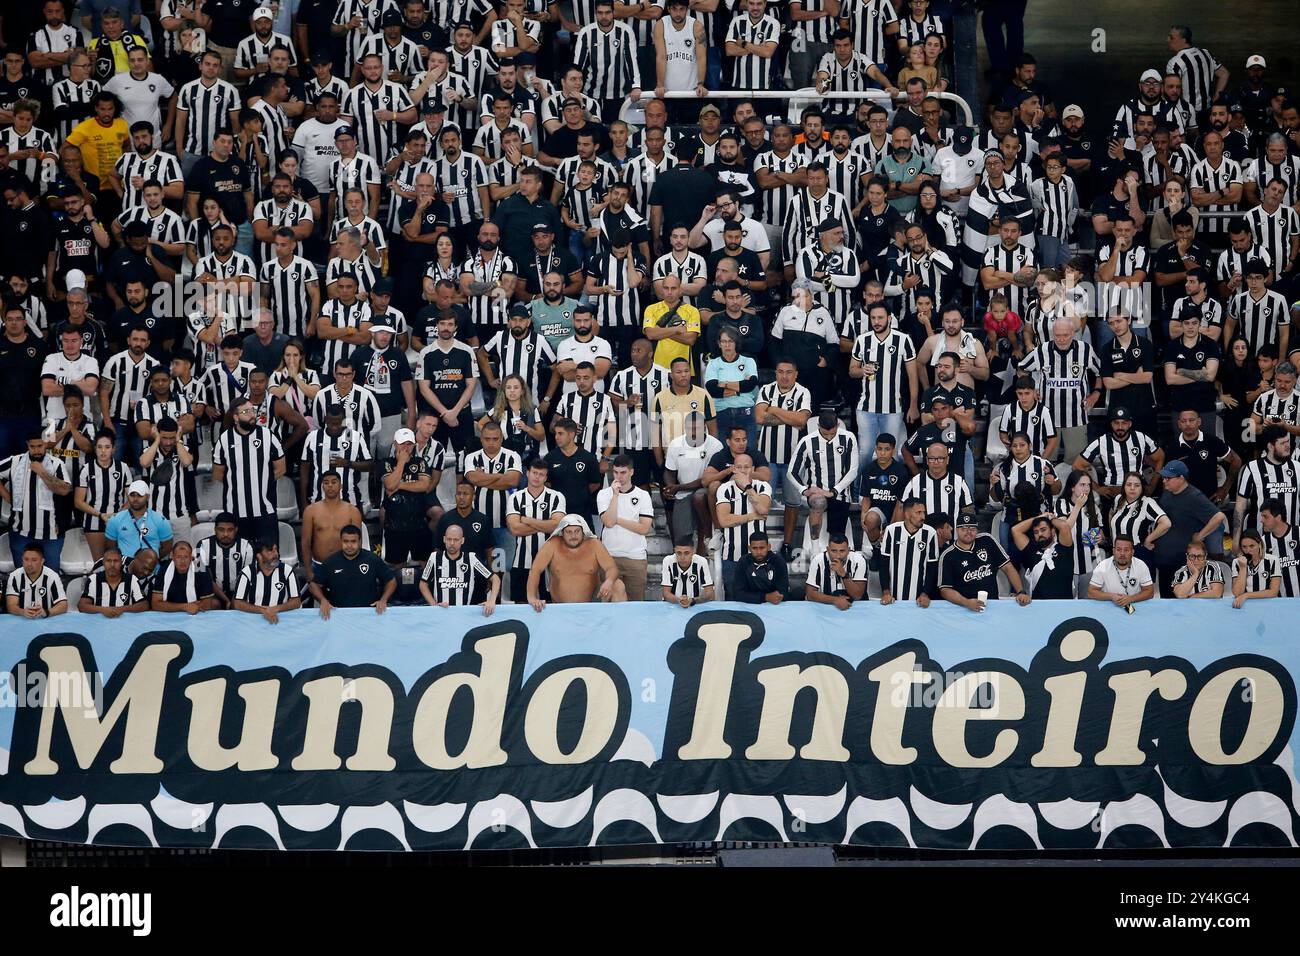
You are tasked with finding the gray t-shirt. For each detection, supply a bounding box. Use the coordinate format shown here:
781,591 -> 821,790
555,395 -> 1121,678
1154,486 -> 1219,565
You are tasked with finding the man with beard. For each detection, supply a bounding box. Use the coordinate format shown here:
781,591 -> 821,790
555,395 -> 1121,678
195,511 -> 253,608
417,312 -> 479,454
939,512 -> 1030,610
493,166 -> 562,267
551,303 -> 612,397
231,538 -> 302,622
211,396 -> 286,544
78,545 -> 149,616
520,225 -> 582,300
793,219 -> 860,332
481,302 -> 555,404
112,122 -> 185,212
527,514 -> 627,608
707,221 -> 768,307
1011,504 -> 1080,600
530,271 -> 580,362
309,523 -> 396,618
351,316 -> 417,452
1073,406 -> 1163,501
705,133 -> 758,220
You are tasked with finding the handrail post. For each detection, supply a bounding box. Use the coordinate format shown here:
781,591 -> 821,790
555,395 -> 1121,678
953,0 -> 982,127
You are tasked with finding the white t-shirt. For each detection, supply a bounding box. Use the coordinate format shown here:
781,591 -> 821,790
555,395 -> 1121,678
40,352 -> 100,422
664,433 -> 723,486
104,72 -> 175,135
702,215 -> 771,253
932,144 -> 984,194
292,118 -> 345,191
555,335 -> 613,394
596,483 -> 654,559
1089,556 -> 1153,596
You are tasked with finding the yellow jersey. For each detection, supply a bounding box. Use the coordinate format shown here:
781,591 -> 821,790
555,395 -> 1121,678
651,385 -> 715,447
66,117 -> 131,182
642,300 -> 701,370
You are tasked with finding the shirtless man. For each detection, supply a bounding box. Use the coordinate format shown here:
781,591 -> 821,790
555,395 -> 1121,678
300,471 -> 365,582
527,515 -> 627,610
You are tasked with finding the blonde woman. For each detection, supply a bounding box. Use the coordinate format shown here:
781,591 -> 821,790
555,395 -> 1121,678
479,374 -> 544,464
269,339 -> 322,427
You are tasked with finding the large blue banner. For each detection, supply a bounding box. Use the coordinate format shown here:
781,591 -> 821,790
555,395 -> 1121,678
1,601 -> 1297,851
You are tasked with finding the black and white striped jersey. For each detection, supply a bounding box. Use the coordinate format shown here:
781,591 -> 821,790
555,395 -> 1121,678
117,205 -> 186,250
661,553 -> 713,599
259,255 -> 320,339
716,477 -> 773,561
1166,46 -> 1220,114
1237,457 -> 1299,529
753,148 -> 802,229
358,32 -> 421,79
1227,289 -> 1290,357
28,20 -> 84,85
316,298 -> 374,374
1094,239 -> 1151,321
1029,175 -> 1078,243
1108,494 -> 1167,543
790,430 -> 859,503
555,389 -> 615,455
301,425 -> 373,503
213,425 -> 285,518
100,350 -> 159,422
481,328 -> 555,401
1079,430 -> 1157,487
793,242 -> 861,328
823,149 -> 869,210
506,486 -> 566,568
77,460 -> 131,534
0,126 -> 56,187
585,249 -> 648,329
446,46 -> 499,128
841,0 -> 898,62
554,154 -> 618,194
333,0 -> 393,72
195,534 -> 254,596
1262,525 -> 1300,597
996,453 -> 1054,505
814,50 -> 879,117
82,570 -> 148,608
1140,144 -> 1198,208
304,74 -> 350,108
460,250 -> 517,331
1169,295 -> 1224,334
342,79 -> 415,162
199,360 -> 254,417
5,566 -> 66,612
573,22 -> 641,99
152,560 -> 215,603
1189,156 -> 1243,234
50,77 -> 99,143
885,249 -> 953,317
562,182 -> 607,231
903,469 -> 972,519
756,382 -> 813,465
852,133 -> 891,174
540,90 -> 601,129
311,382 -> 382,441
808,549 -> 870,596
725,12 -> 781,89
462,446 -> 524,527
177,77 -> 242,156
1171,560 -> 1225,596
852,330 -> 917,415
385,155 -> 438,230
487,155 -> 527,194
1018,340 -> 1098,430
0,453 -> 67,538
783,187 -> 854,264
42,417 -> 94,494
408,68 -> 471,120
1245,203 -> 1299,279
234,563 -> 301,606
251,197 -> 314,265
325,252 -> 378,296
328,152 -> 383,219
651,251 -> 707,303
421,549 -> 495,604
1246,155 -> 1300,207
1054,494 -> 1105,575
141,447 -> 194,520
1217,243 -> 1272,286
234,30 -> 298,73
434,150 -> 490,226
327,215 -> 388,253
1234,554 -> 1281,595
877,520 -> 938,601
184,217 -> 223,264
114,149 -> 184,210
1252,387 -> 1300,428
997,401 -> 1056,456
610,364 -> 670,451
898,12 -> 944,48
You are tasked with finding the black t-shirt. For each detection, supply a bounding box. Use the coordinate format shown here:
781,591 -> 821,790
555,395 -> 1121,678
1161,335 -> 1221,413
939,533 -> 1008,600
50,317 -> 109,362
352,344 -> 414,417
705,245 -> 765,291
734,554 -> 789,603
316,547 -> 395,606
434,508 -> 495,558
519,247 -> 580,296
0,332 -> 47,418
1097,333 -> 1156,412
403,21 -> 448,52
859,458 -> 911,513
904,420 -> 968,469
1020,542 -> 1075,599
413,304 -> 474,347
382,454 -> 431,529
543,123 -> 608,161
1150,241 -> 1213,316
188,155 -> 251,225
110,305 -> 176,358
106,248 -> 160,295
419,342 -> 476,412
394,198 -> 451,263
52,216 -> 100,281
0,75 -> 48,121
704,159 -> 758,208
707,446 -> 771,473
153,563 -> 215,603
204,0 -> 261,46
544,445 -> 601,517
648,166 -> 719,242
919,382 -> 977,417
1163,431 -> 1232,498
855,204 -> 905,262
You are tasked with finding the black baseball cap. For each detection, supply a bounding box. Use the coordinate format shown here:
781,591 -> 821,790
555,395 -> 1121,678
372,276 -> 394,296
956,512 -> 979,528
531,222 -> 555,234
1109,406 -> 1133,422
333,125 -> 356,139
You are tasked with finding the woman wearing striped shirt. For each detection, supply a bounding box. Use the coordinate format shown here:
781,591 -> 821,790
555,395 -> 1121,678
1171,540 -> 1226,599
270,341 -> 323,429
1055,470 -> 1105,597
1108,472 -> 1171,566
184,197 -> 230,271
1232,530 -> 1281,608
422,236 -> 465,301
75,432 -> 133,561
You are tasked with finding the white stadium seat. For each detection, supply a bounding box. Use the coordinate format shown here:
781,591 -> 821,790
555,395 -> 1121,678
276,477 -> 299,522
0,534 -> 12,575
194,478 -> 225,522
65,575 -> 85,609
278,522 -> 299,567
61,529 -> 94,575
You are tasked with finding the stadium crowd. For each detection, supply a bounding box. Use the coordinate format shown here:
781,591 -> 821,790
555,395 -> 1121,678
0,0 -> 1298,621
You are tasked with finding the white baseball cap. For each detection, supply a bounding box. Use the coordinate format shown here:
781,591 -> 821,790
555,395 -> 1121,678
253,5 -> 275,19
64,269 -> 87,292
128,480 -> 151,497
1140,69 -> 1162,84
1061,104 -> 1084,121
1247,54 -> 1266,69
393,428 -> 416,444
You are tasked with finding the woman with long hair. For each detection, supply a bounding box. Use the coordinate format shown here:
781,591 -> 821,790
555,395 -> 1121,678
421,234 -> 468,305
909,181 -> 959,261
270,339 -> 322,428
479,374 -> 544,464
74,431 -> 133,561
919,32 -> 950,91
1217,336 -> 1262,458
1056,469 -> 1105,597
1108,471 -> 1171,567
185,196 -> 230,269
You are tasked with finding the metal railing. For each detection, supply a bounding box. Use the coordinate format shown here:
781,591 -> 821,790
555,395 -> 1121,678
634,88 -> 977,129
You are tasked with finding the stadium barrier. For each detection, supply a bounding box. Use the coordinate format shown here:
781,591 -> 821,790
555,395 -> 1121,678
1,601 -> 1296,852
639,88 -> 978,129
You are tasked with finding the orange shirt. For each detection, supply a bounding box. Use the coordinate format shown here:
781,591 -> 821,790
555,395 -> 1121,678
66,117 -> 130,183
